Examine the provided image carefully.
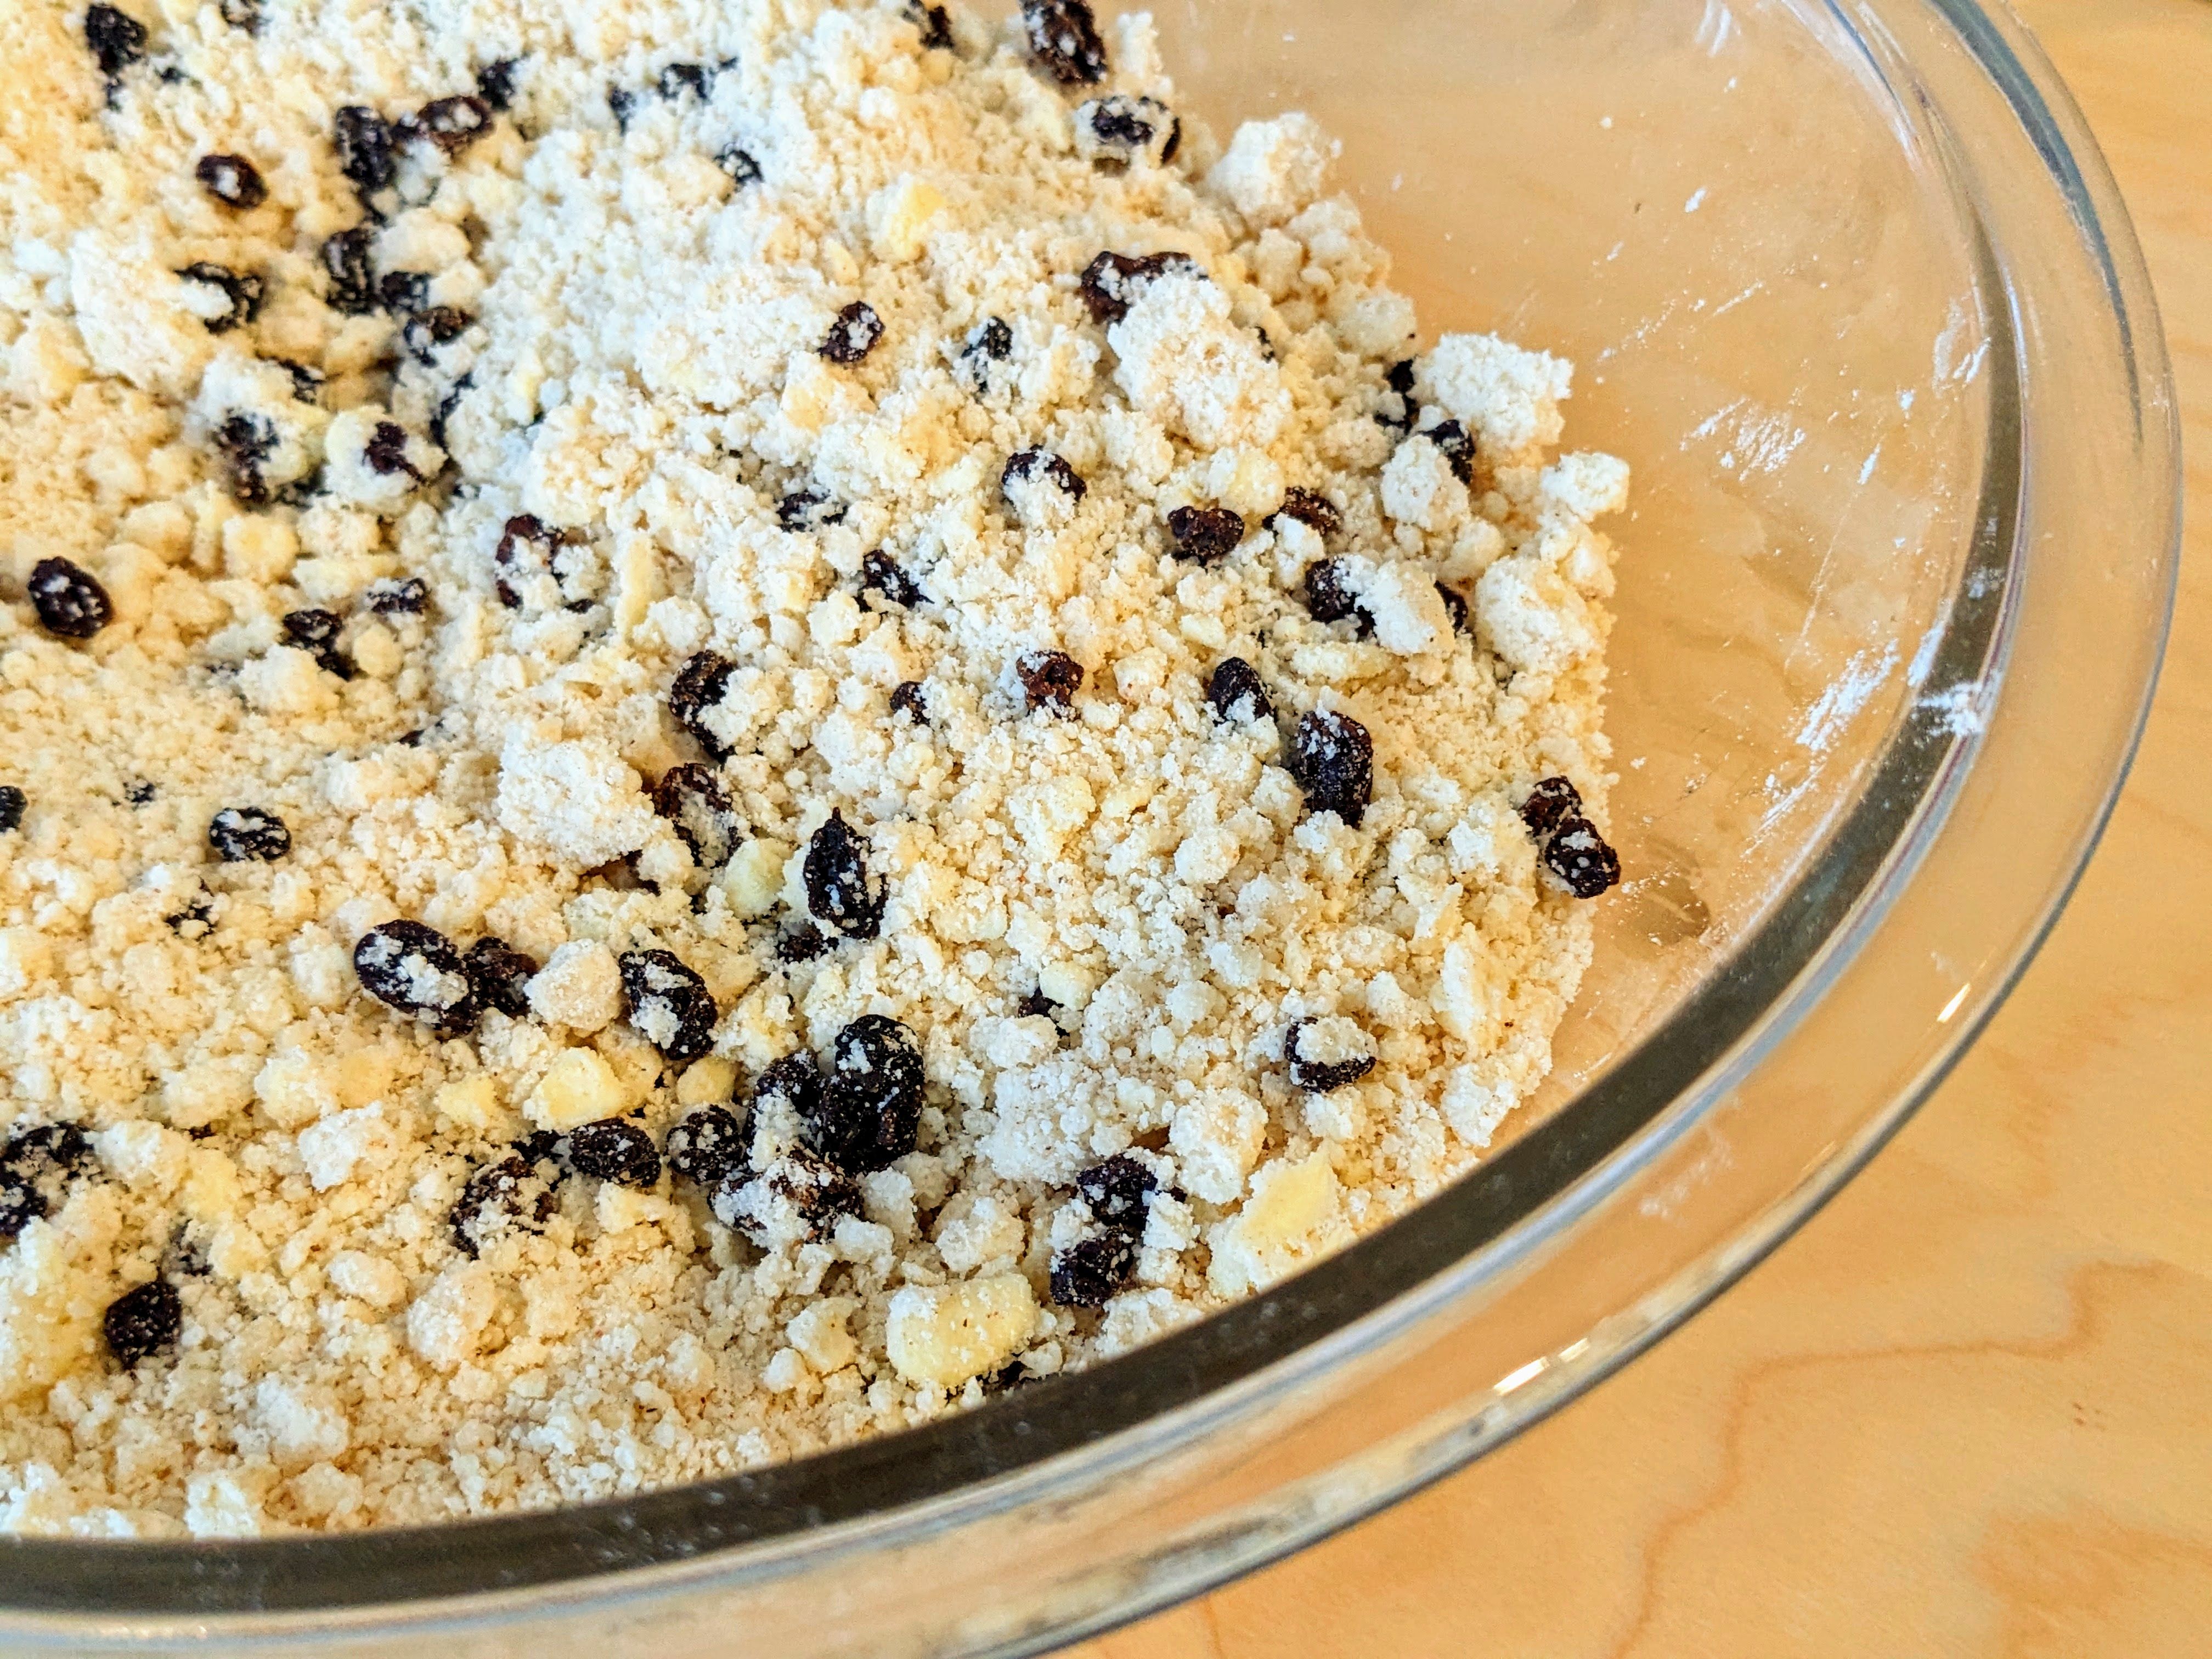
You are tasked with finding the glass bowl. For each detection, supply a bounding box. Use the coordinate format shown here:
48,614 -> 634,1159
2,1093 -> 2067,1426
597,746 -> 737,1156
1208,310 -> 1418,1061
0,0 -> 2176,1652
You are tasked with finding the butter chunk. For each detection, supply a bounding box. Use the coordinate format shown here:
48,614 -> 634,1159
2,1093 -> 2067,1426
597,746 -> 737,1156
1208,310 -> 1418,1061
1205,1152 -> 1353,1299
884,1274 -> 1038,1389
526,1048 -> 625,1131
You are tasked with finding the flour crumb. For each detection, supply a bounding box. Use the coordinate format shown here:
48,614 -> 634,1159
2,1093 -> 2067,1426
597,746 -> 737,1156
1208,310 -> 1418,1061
0,0 -> 1624,1533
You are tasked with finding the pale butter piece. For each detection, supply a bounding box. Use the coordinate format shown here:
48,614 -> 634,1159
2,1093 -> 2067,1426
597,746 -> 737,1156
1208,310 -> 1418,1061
718,838 -> 790,918
676,1057 -> 738,1109
526,1047 -> 626,1131
1205,1150 -> 1352,1297
434,1075 -> 504,1133
868,176 -> 946,263
884,1273 -> 1038,1388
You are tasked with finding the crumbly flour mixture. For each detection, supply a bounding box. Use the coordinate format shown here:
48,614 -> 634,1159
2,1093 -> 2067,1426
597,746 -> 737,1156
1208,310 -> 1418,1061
0,0 -> 1627,1534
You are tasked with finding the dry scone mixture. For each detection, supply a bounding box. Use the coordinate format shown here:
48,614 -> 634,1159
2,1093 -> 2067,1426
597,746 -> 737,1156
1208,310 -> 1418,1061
0,0 -> 1627,1534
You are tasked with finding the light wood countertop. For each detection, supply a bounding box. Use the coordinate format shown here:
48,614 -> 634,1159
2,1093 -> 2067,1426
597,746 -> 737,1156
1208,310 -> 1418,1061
1076,2 -> 2212,1652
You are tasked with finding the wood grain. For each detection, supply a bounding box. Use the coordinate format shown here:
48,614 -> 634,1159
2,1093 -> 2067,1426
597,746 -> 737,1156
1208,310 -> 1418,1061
1073,2 -> 2212,1652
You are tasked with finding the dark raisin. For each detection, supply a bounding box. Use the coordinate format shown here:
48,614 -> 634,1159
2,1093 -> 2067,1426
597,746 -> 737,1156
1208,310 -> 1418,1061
402,307 -> 471,360
1543,815 -> 1622,899
1167,505 -> 1244,565
275,358 -> 325,402
1016,989 -> 1058,1019
103,1280 -> 182,1368
7,1123 -> 94,1177
1288,709 -> 1373,827
28,557 -> 112,639
657,62 -> 709,100
84,5 -> 147,78
207,806 -> 289,862
803,810 -> 884,939
776,922 -> 830,963
1022,0 -> 1108,85
463,935 -> 538,1018
333,106 -> 396,194
196,153 -> 267,211
366,576 -> 428,614
1085,96 -> 1154,148
802,1014 -> 924,1173
715,145 -> 761,185
212,413 -> 275,504
1077,252 -> 1134,323
320,227 -> 380,315
820,300 -> 884,365
1419,419 -> 1475,486
449,1152 -> 559,1257
889,680 -> 928,725
1206,657 -> 1272,725
777,489 -> 846,532
1076,94 -> 1172,162
564,1118 -> 661,1188
667,1103 -> 746,1187
1015,648 -> 1084,717
166,888 -> 214,937
125,781 -> 155,805
712,1149 -> 857,1235
755,1051 -> 822,1119
1049,1231 -> 1135,1307
0,1180 -> 40,1246
166,1225 -> 212,1276
219,0 -> 259,31
377,270 -> 430,313
767,1150 -> 860,1227
354,919 -> 478,1032
1001,447 -> 1085,509
429,375 -> 469,450
1076,1154 -> 1157,1235
275,465 -> 327,509
607,86 -> 637,129
476,58 -> 520,110
1377,358 -> 1417,431
0,787 -> 24,832
414,94 -> 491,155
652,763 -> 737,869
174,262 -> 263,333
1077,250 -> 1201,324
670,651 -> 737,759
978,1361 -> 1031,1395
494,512 -> 552,601
1,1123 -> 94,1244
859,550 -> 922,608
1436,582 -> 1470,635
1302,558 -> 1365,626
511,1130 -> 562,1167
910,2 -> 954,50
956,315 -> 1012,392
1519,776 -> 1583,838
363,420 -> 422,479
285,614 -> 340,659
1272,487 -> 1341,539
619,949 -> 718,1063
1285,1017 -> 1376,1092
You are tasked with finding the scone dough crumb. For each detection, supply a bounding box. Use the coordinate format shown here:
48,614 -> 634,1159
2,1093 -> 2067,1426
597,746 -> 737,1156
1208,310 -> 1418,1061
0,0 -> 1624,1532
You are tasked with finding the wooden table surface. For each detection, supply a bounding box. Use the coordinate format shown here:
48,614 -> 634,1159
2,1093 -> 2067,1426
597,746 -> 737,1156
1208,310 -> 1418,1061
1075,3 -> 2212,1654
